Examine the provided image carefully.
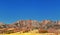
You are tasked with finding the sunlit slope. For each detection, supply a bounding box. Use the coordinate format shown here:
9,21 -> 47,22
0,33 -> 57,35
0,29 -> 59,35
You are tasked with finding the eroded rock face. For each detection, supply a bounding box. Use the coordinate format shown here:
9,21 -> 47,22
0,23 -> 7,29
0,20 -> 60,33
47,28 -> 56,33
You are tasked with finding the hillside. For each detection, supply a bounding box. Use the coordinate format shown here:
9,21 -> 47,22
0,20 -> 60,34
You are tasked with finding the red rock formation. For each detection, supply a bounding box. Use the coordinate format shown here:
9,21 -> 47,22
0,20 -> 60,33
41,20 -> 51,25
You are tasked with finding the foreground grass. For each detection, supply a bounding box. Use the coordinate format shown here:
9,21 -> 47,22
0,33 -> 58,35
0,32 -> 60,35
0,29 -> 59,35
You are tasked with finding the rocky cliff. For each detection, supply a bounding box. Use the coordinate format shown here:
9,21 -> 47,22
0,20 -> 60,33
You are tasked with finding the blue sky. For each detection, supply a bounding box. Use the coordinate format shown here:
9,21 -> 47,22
0,0 -> 60,24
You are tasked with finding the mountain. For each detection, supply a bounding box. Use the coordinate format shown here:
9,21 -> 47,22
0,20 -> 60,33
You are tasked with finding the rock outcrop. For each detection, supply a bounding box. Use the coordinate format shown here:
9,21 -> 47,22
0,20 -> 60,33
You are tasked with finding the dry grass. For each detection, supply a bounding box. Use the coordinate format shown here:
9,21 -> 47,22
0,33 -> 59,35
0,29 -> 60,35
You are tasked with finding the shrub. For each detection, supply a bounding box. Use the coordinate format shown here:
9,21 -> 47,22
38,29 -> 48,33
4,30 -> 14,34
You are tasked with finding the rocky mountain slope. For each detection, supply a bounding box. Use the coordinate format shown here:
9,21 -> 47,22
0,20 -> 60,33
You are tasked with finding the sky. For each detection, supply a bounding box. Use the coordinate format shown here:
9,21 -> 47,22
0,0 -> 60,24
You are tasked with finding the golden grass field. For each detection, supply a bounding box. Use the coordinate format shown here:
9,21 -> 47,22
0,30 -> 60,35
0,33 -> 59,35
